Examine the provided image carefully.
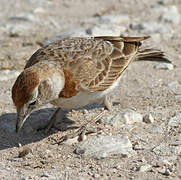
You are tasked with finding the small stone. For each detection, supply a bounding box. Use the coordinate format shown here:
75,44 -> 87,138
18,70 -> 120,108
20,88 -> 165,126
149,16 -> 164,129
99,14 -> 130,25
143,114 -> 154,124
8,13 -> 37,22
8,23 -> 32,36
137,164 -> 152,172
41,172 -> 50,177
92,174 -> 100,178
86,23 -> 125,36
100,109 -> 143,129
162,168 -> 171,176
18,148 -> 31,158
63,136 -> 79,145
152,143 -> 171,156
153,63 -> 174,70
134,144 -> 146,150
75,134 -> 135,159
130,22 -> 171,34
33,7 -> 45,14
169,141 -> 181,146
156,159 -> 172,167
159,6 -> 180,25
168,113 -> 181,127
157,0 -> 172,5
150,125 -> 163,134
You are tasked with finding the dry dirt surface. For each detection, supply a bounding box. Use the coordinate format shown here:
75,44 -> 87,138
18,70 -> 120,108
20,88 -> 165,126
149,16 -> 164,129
0,0 -> 181,179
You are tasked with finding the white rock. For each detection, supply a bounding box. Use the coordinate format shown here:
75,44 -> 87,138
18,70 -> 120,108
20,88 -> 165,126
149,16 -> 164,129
99,14 -> 130,25
150,125 -> 163,134
143,114 -> 154,124
157,0 -> 172,5
159,6 -> 180,25
137,164 -> 152,172
168,113 -> 181,127
5,23 -> 32,36
0,70 -> 20,81
33,7 -> 45,14
159,167 -> 171,176
156,159 -> 173,167
75,134 -> 135,159
165,81 -> 181,95
8,13 -> 38,22
100,109 -> 143,129
86,23 -> 125,36
169,141 -> 181,146
63,136 -> 79,145
153,63 -> 174,70
130,22 -> 171,34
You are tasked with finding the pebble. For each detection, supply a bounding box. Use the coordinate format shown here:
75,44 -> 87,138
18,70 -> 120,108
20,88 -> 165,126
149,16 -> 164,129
41,172 -> 50,177
156,159 -> 173,167
86,23 -> 125,36
8,13 -> 37,22
8,23 -> 32,36
137,164 -> 152,172
153,143 -> 181,156
169,141 -> 181,146
143,114 -> 154,124
149,125 -> 163,134
159,6 -> 180,25
164,81 -> 181,95
153,63 -> 174,70
75,134 -> 135,159
158,167 -> 171,176
92,173 -> 100,178
130,22 -> 171,34
33,7 -> 45,14
63,136 -> 79,145
100,109 -> 143,129
98,14 -> 130,25
153,143 -> 171,156
157,0 -> 172,5
168,113 -> 181,127
134,144 -> 147,150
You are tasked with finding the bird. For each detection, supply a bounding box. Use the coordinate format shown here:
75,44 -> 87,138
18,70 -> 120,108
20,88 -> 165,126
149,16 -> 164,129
12,36 -> 171,136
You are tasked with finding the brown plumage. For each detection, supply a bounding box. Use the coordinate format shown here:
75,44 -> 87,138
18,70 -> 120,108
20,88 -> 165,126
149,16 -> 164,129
12,36 -> 171,133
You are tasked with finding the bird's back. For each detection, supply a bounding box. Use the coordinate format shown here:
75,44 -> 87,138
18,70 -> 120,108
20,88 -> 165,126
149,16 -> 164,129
25,36 -> 149,94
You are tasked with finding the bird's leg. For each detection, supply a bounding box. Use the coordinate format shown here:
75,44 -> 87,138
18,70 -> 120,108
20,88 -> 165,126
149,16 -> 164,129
103,96 -> 112,111
57,111 -> 105,144
38,107 -> 61,133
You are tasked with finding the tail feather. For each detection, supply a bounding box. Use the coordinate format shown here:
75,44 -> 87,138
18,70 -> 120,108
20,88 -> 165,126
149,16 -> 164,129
136,49 -> 171,64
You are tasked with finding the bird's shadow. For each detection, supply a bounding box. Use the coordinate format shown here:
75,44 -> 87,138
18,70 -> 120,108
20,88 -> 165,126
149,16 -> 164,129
0,102 -> 119,150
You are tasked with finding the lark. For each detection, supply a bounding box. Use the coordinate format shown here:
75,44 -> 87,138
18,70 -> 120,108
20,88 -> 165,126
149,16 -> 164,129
12,36 -> 171,136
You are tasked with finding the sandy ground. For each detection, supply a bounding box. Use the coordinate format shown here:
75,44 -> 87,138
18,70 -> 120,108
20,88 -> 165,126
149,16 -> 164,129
0,0 -> 181,179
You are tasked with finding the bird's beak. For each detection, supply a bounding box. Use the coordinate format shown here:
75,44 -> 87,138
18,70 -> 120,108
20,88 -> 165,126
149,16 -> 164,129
16,112 -> 28,133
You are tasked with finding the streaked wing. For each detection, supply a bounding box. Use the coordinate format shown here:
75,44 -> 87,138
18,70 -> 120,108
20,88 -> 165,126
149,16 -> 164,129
25,36 -> 150,92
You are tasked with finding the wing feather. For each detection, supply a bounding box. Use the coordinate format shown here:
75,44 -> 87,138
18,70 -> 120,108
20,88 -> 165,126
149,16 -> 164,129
25,36 -> 150,94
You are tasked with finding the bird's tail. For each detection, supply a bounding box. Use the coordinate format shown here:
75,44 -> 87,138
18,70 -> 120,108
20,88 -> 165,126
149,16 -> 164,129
136,48 -> 171,64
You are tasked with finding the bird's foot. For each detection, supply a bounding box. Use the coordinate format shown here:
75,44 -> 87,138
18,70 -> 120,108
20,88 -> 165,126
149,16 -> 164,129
56,111 -> 105,144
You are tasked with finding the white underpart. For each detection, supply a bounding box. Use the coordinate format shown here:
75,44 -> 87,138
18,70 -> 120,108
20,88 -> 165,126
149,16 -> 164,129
52,74 -> 65,98
52,75 -> 122,109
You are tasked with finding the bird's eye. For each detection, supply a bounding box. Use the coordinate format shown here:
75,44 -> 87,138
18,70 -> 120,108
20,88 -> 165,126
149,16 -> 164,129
29,101 -> 36,106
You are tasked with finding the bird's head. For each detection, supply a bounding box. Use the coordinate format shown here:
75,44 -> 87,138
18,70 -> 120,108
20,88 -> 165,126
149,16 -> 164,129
12,62 -> 65,133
